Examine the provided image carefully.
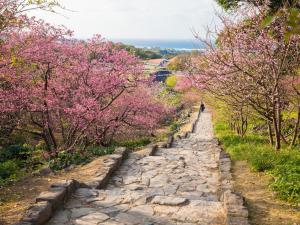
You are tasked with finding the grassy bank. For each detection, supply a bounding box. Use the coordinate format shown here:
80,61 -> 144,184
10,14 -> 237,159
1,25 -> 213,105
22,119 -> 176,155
0,104 -> 196,187
0,138 -> 152,186
214,122 -> 300,204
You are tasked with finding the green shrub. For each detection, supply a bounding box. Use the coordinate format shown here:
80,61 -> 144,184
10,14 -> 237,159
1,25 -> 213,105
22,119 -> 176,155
226,144 -> 251,161
50,139 -> 152,171
274,150 -> 300,166
115,138 -> 151,149
87,146 -> 115,156
215,120 -> 300,204
170,122 -> 180,132
26,150 -> 44,170
49,146 -> 116,171
0,160 -> 20,185
0,144 -> 33,162
249,149 -> 276,172
49,150 -> 89,170
165,75 -> 177,88
159,88 -> 183,107
35,140 -> 47,151
270,165 -> 300,203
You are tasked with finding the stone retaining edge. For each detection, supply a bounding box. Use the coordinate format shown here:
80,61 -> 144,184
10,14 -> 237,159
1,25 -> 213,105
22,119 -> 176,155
191,109 -> 200,134
170,108 -> 202,147
147,144 -> 158,156
16,106 -> 201,225
16,147 -> 131,225
86,147 -> 129,189
218,148 -> 250,225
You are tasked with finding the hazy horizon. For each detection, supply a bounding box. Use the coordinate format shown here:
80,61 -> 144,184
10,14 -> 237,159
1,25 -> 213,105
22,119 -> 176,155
110,38 -> 205,50
30,0 -> 222,40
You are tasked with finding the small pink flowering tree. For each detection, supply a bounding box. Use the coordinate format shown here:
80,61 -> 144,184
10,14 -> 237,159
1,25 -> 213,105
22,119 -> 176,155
0,20 -> 171,153
191,3 -> 300,149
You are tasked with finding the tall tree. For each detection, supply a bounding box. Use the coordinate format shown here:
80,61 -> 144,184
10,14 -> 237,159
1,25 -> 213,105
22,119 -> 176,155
216,0 -> 299,11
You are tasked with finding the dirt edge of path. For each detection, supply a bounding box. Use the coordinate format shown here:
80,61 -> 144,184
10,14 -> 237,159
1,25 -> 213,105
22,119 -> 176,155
232,160 -> 300,225
0,155 -> 110,225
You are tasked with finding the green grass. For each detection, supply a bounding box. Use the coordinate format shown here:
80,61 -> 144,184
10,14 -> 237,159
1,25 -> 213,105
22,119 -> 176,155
49,138 -> 152,171
214,122 -> 300,204
0,144 -> 43,186
114,138 -> 151,149
0,104 -> 189,185
49,146 -> 116,171
0,160 -> 21,186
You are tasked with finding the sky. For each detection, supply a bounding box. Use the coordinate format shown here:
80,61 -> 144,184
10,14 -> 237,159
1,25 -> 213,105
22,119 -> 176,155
32,0 -> 222,40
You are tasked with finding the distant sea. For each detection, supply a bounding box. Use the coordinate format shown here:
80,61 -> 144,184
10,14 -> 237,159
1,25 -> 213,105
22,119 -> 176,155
111,39 -> 205,51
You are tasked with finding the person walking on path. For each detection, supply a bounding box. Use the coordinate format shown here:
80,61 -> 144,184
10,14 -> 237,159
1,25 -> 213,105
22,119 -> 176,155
200,102 -> 205,112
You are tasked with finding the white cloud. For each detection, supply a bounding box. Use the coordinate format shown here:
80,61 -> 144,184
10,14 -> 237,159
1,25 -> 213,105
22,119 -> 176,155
30,0 -> 222,39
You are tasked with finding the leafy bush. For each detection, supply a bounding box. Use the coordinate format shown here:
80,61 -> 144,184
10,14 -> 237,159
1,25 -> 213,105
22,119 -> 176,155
0,145 -> 33,162
170,122 -> 180,132
49,150 -> 90,171
0,160 -> 20,185
159,88 -> 183,107
0,143 -> 45,186
249,149 -> 276,172
119,44 -> 163,59
270,165 -> 300,203
49,146 -> 116,171
165,75 -> 177,88
115,138 -> 151,149
87,146 -> 115,156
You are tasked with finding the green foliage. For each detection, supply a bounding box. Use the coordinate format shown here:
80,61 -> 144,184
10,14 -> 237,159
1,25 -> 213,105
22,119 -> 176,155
216,0 -> 238,10
49,138 -> 152,171
159,88 -> 182,107
117,43 -> 183,60
261,15 -> 275,28
270,165 -> 300,202
49,146 -> 115,170
1,138 -> 151,179
260,7 -> 300,41
165,75 -> 177,88
216,0 -> 299,11
170,122 -> 180,132
0,145 -> 33,162
284,7 -> 300,40
115,138 -> 151,149
0,143 -> 45,185
49,150 -> 89,170
167,56 -> 187,71
118,44 -> 162,60
86,146 -> 115,156
249,149 -> 276,172
0,160 -> 20,186
49,137 -> 153,170
215,121 -> 300,204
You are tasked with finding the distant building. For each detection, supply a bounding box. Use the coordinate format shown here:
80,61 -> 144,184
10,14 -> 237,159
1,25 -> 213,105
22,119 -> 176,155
145,58 -> 169,68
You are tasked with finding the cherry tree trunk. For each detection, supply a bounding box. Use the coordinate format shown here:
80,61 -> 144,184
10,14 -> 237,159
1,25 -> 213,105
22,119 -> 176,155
267,120 -> 274,146
290,105 -> 300,148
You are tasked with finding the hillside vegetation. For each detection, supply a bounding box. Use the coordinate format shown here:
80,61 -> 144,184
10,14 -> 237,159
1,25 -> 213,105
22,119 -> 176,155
0,0 -> 200,187
215,121 -> 300,204
188,0 -> 300,207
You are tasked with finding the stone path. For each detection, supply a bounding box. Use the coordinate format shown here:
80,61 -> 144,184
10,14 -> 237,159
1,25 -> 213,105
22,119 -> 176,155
47,112 -> 226,225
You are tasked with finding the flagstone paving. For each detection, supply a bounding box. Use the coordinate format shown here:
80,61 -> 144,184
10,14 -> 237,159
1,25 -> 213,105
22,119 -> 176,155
46,112 -> 226,225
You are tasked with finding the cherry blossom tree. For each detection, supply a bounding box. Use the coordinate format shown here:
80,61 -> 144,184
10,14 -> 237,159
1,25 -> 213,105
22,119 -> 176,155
191,3 -> 300,150
0,0 -> 61,144
0,19 -> 172,154
0,0 -> 59,33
